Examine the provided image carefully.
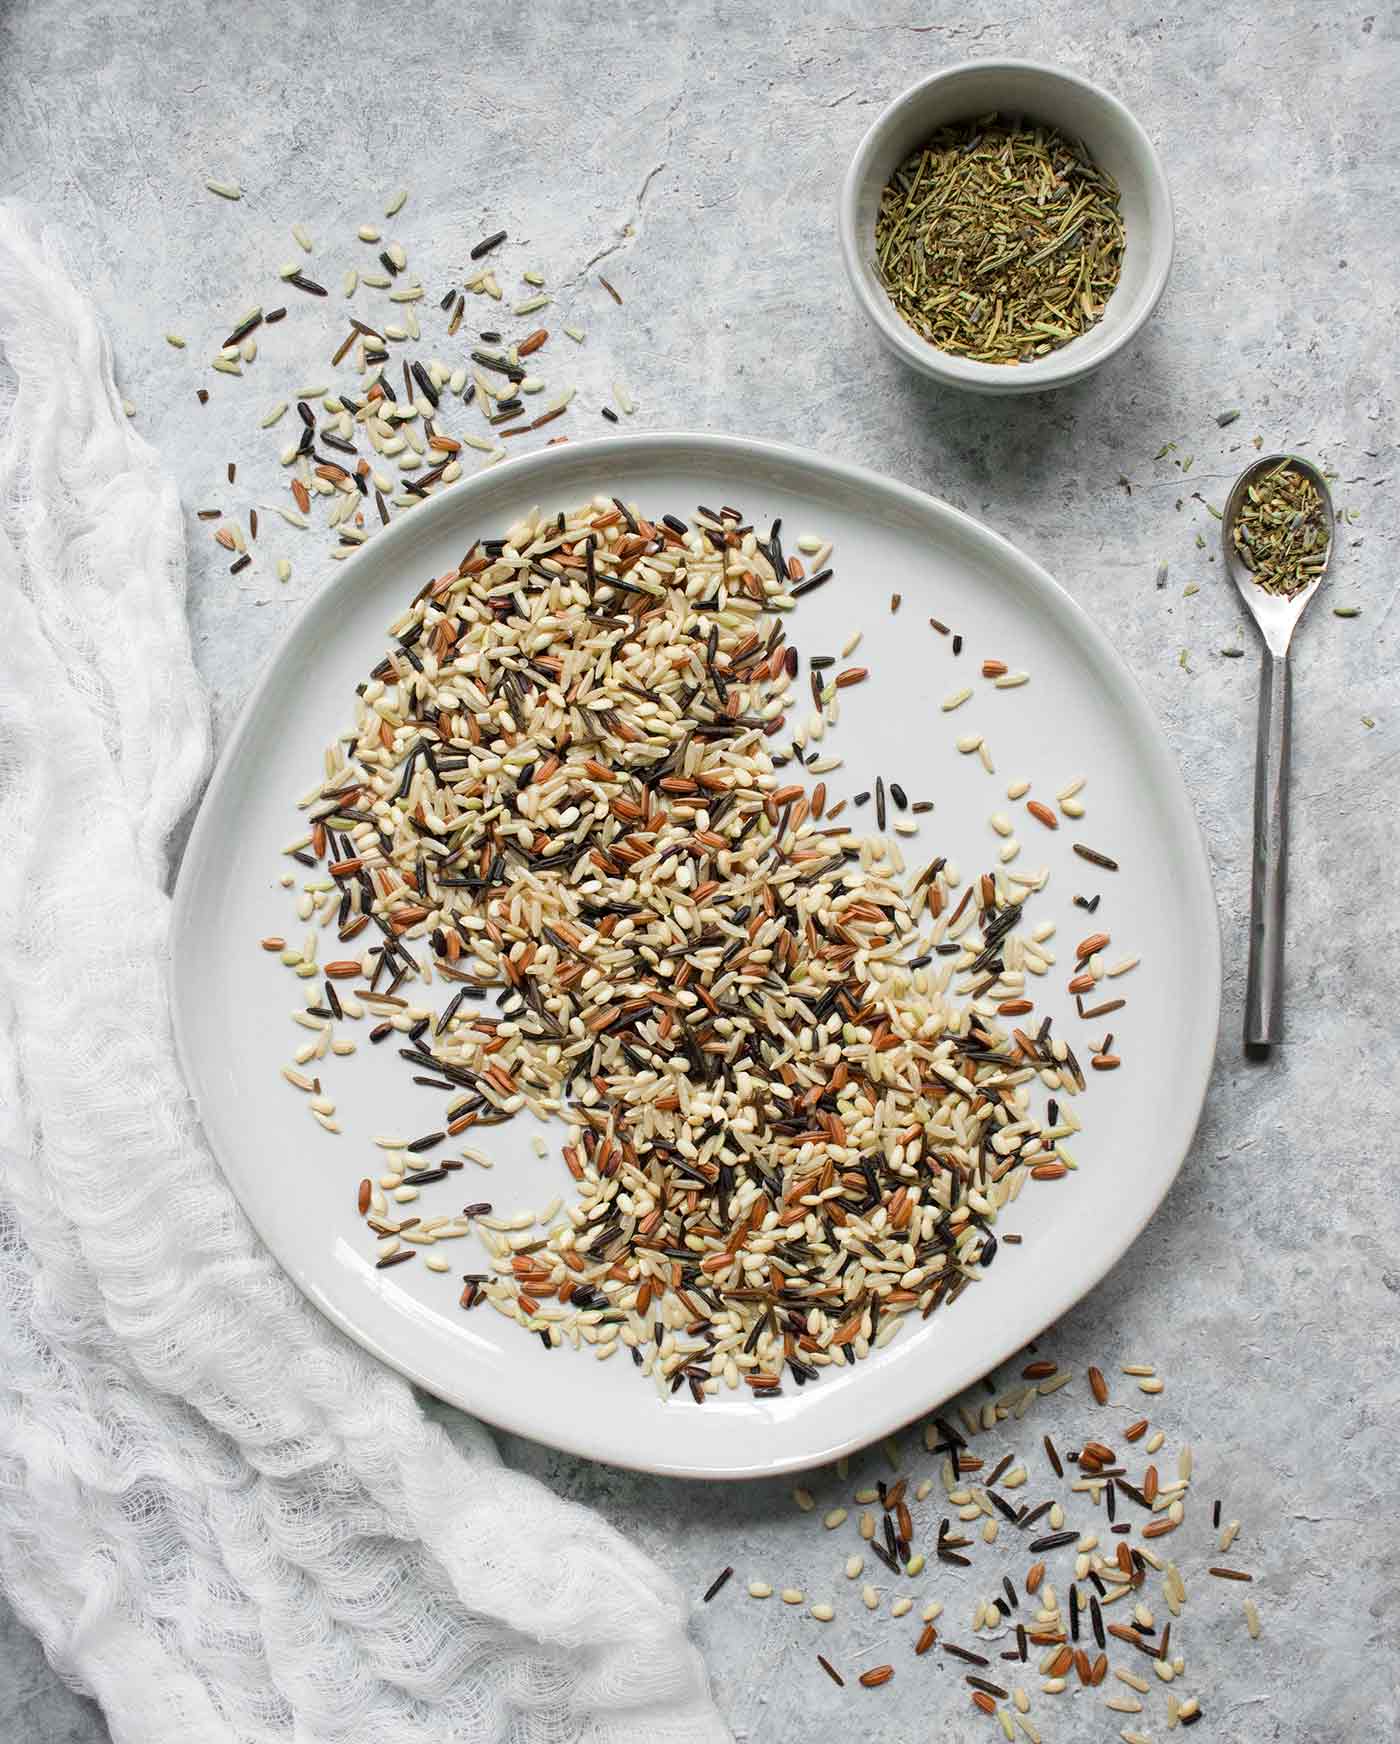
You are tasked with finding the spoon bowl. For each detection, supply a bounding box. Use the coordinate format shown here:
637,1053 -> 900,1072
1221,453 -> 1335,1055
1222,453 -> 1334,655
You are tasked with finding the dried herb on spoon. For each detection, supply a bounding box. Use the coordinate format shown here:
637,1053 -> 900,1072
1231,460 -> 1330,596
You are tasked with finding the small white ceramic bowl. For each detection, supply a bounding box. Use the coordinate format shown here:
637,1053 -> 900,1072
839,60 -> 1174,394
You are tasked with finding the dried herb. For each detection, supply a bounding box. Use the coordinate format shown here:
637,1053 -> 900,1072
874,114 -> 1124,364
1231,461 -> 1330,596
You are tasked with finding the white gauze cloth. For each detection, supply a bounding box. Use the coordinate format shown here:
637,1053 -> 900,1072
0,204 -> 726,1744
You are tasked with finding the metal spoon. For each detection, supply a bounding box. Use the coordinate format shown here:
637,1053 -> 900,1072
1221,453 -> 1334,1054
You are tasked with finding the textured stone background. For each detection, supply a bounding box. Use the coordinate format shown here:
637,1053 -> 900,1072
2,0 -> 1396,1739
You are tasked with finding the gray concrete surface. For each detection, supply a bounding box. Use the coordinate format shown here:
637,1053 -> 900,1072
2,0 -> 1397,1739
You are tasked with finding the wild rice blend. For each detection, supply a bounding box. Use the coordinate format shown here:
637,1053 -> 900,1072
274,498 -> 1090,1398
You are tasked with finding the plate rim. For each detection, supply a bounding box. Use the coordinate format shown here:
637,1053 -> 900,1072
171,430 -> 1221,1478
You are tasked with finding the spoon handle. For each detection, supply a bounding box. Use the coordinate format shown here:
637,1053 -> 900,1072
1245,647 -> 1291,1050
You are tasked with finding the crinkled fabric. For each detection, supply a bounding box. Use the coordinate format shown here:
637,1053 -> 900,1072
0,203 -> 726,1744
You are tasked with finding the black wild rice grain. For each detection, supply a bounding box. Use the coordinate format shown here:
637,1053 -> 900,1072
470,350 -> 523,380
288,273 -> 328,296
702,1565 -> 734,1603
222,311 -> 263,346
1073,843 -> 1119,871
470,230 -> 507,259
790,568 -> 832,599
1028,1530 -> 1077,1553
817,1655 -> 844,1688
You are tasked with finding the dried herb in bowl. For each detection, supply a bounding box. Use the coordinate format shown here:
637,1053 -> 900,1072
1230,460 -> 1330,597
874,113 -> 1125,365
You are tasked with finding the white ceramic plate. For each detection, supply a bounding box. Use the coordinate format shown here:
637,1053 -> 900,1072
172,432 -> 1219,1479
